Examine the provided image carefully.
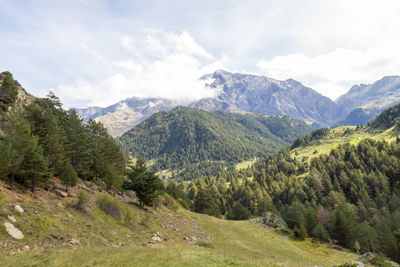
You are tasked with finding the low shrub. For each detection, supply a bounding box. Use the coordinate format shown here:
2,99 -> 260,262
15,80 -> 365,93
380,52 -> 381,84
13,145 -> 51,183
277,227 -> 293,235
97,193 -> 123,220
196,241 -> 215,249
74,190 -> 91,213
34,216 -> 54,231
96,193 -> 137,228
153,193 -> 180,211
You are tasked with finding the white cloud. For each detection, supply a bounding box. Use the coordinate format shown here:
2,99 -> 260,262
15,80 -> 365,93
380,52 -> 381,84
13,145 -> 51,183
57,31 -> 225,107
121,37 -> 135,51
257,47 -> 400,100
2,0 -> 400,106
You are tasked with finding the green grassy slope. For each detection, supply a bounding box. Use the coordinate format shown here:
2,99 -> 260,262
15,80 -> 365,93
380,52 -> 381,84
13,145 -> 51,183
290,125 -> 398,163
0,182 -> 357,267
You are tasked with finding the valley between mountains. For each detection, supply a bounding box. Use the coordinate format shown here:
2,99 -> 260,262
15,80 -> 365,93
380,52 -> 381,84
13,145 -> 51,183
1,71 -> 400,266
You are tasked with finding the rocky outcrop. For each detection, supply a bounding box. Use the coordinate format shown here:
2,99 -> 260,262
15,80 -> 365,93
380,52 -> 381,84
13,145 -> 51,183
249,212 -> 287,229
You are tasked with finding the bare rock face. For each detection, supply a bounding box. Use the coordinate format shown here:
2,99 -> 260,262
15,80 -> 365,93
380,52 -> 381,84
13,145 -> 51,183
335,75 -> 400,126
193,70 -> 339,127
4,222 -> 24,239
76,97 -> 178,137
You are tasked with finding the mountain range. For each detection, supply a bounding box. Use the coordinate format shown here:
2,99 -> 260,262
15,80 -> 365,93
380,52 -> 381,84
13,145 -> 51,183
77,71 -> 400,137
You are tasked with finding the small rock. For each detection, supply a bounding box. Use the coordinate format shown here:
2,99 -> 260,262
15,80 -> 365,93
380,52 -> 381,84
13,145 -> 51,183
14,205 -> 24,214
23,245 -> 30,252
357,252 -> 374,262
280,236 -> 288,241
351,261 -> 364,267
50,233 -> 61,240
4,222 -> 24,239
55,189 -> 68,198
69,238 -> 80,245
7,215 -> 16,223
191,236 -> 197,241
151,236 -> 162,242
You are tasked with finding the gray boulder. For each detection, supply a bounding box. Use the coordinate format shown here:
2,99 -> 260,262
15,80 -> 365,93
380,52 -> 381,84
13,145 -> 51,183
4,222 -> 24,239
55,189 -> 68,198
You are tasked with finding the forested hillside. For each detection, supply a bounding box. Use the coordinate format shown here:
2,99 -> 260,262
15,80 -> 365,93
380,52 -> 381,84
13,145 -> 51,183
117,106 -> 312,180
167,104 -> 400,262
0,72 -> 125,192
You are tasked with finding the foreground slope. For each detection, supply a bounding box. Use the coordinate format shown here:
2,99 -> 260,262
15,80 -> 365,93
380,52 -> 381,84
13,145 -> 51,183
0,180 -> 357,267
118,106 -> 312,180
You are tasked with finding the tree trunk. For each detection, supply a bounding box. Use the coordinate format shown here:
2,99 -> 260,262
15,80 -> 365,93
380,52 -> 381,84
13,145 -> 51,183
31,178 -> 35,193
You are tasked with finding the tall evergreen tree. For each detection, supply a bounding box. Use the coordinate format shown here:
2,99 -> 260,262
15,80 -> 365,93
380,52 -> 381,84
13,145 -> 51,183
60,159 -> 77,192
62,109 -> 92,178
194,189 -> 220,216
18,134 -> 51,192
124,158 -> 163,208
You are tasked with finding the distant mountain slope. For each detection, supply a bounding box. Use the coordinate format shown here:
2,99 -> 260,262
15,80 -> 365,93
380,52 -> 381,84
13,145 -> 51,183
76,97 -> 177,137
117,106 -> 312,180
191,70 -> 339,127
332,107 -> 381,127
368,102 -> 400,130
74,106 -> 103,119
335,76 -> 400,126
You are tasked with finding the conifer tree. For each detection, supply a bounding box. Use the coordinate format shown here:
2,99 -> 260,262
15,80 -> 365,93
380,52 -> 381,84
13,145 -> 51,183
124,158 -> 163,208
63,109 -> 92,178
18,135 -> 51,192
227,202 -> 250,220
102,163 -> 122,191
193,189 -> 220,216
60,159 -> 77,192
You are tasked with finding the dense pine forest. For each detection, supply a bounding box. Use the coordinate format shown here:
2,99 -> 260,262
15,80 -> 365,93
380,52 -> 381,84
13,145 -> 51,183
117,106 -> 312,180
0,72 -> 125,192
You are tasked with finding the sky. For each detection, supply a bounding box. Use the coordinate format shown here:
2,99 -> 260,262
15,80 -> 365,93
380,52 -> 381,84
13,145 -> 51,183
1,0 -> 400,108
